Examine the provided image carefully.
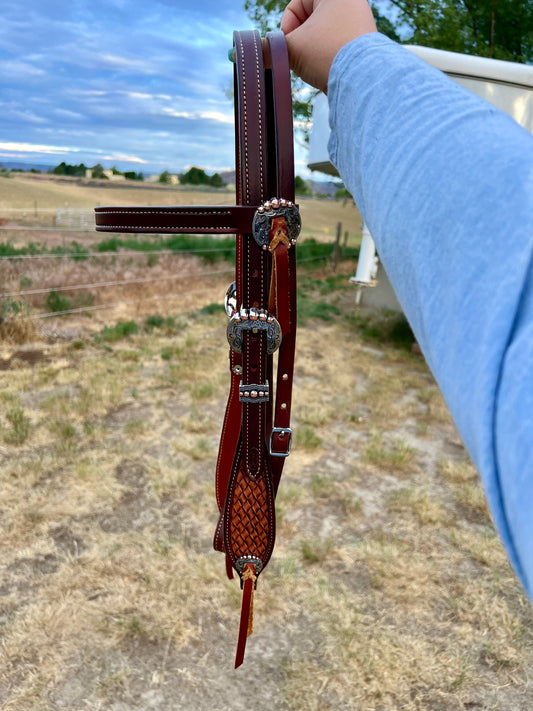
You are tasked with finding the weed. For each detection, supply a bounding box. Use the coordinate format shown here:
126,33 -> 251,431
189,382 -> 214,400
199,302 -> 222,316
45,290 -> 72,313
124,419 -> 146,435
310,472 -> 336,497
0,298 -> 36,343
3,406 -> 31,445
297,290 -> 341,324
97,320 -> 139,343
301,538 -> 332,564
48,418 -> 77,440
295,425 -> 322,450
144,314 -> 179,331
347,309 -> 416,350
44,290 -> 94,314
387,486 -> 450,525
364,431 -> 416,472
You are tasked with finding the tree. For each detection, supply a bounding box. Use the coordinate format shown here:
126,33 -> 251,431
294,175 -> 309,194
123,171 -> 144,181
209,172 -> 224,188
51,162 -> 88,177
91,163 -> 107,179
388,0 -> 533,61
158,170 -> 172,184
244,1 -> 401,139
244,0 -> 533,137
181,166 -> 209,185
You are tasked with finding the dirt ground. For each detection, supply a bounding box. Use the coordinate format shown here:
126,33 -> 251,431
1,277 -> 533,711
1,176 -> 532,710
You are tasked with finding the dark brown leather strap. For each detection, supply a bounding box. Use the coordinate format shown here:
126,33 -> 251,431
221,27 -> 276,583
94,205 -> 257,233
265,32 -> 298,481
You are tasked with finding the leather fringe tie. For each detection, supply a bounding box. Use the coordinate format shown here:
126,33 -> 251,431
235,563 -> 257,668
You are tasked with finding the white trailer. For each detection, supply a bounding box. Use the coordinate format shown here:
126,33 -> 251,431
307,45 -> 533,310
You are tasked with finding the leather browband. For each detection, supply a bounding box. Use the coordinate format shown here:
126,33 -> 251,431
94,205 -> 257,234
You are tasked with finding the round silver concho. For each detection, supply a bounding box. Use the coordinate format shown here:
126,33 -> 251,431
252,198 -> 301,250
224,281 -> 238,318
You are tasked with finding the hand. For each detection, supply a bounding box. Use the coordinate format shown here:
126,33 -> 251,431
281,0 -> 377,93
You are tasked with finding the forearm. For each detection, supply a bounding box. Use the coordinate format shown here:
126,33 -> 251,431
328,34 -> 533,595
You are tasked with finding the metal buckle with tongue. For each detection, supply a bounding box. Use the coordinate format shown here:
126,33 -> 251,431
270,427 -> 292,457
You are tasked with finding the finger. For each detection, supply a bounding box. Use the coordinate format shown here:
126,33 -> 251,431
280,0 -> 315,34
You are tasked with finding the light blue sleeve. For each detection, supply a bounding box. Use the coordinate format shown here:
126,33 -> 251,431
327,33 -> 533,598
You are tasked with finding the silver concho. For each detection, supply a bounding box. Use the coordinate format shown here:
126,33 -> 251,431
224,281 -> 238,317
252,198 -> 301,250
235,555 -> 263,578
227,308 -> 282,354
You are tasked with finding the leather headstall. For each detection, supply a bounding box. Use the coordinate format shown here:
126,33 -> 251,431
95,30 -> 299,668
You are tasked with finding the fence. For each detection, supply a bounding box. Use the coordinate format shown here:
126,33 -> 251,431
0,210 -> 355,327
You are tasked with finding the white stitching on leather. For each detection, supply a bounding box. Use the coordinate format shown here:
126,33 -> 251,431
97,225 -> 235,231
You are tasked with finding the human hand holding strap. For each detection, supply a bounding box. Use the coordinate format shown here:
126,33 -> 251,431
281,0 -> 377,93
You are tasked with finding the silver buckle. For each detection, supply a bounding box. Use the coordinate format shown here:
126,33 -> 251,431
269,427 -> 292,457
252,198 -> 301,251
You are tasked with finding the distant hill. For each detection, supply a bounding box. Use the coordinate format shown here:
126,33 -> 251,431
0,160 -> 54,172
218,170 -> 342,198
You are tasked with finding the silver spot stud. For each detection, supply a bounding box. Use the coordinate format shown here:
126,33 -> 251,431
251,391 -> 258,398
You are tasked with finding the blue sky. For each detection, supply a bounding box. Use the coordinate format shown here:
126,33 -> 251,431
0,0 -> 307,177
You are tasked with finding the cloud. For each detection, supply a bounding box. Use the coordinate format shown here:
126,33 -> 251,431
100,153 -> 148,164
0,141 -> 78,155
0,0 -> 255,174
160,108 -> 233,125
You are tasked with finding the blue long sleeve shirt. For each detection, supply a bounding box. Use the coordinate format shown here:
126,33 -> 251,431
327,33 -> 533,598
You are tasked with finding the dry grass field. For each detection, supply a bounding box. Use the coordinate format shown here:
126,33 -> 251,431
0,175 -> 532,710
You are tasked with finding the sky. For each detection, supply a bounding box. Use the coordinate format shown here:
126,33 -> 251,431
0,0 -> 315,178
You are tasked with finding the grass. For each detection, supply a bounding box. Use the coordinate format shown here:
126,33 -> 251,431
0,180 -> 532,710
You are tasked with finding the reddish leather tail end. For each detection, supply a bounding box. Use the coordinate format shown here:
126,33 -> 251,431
234,563 -> 257,668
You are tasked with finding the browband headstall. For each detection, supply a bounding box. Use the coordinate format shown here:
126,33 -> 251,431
95,30 -> 299,668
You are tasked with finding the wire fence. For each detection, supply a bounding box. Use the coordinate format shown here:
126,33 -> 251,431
0,209 -> 355,326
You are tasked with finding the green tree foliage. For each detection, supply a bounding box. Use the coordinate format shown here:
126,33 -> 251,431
244,0 -> 533,135
243,1 -> 401,139
158,170 -> 172,184
294,175 -> 310,194
181,166 -> 209,185
245,0 -> 532,61
180,166 -> 225,188
389,0 -> 533,61
123,171 -> 144,181
91,163 -> 107,179
51,162 -> 88,177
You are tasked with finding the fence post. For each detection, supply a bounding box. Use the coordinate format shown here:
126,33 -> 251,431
333,221 -> 342,271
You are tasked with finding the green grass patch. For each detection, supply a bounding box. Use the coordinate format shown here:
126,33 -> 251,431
45,290 -> 94,313
347,309 -> 416,350
96,320 -> 139,343
3,406 -> 31,445
95,234 -> 236,264
297,290 -> 341,325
